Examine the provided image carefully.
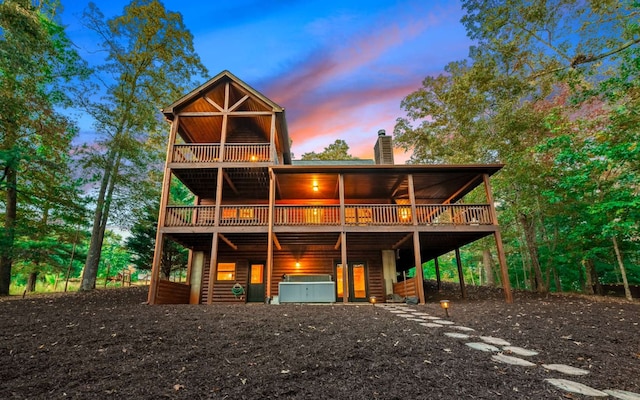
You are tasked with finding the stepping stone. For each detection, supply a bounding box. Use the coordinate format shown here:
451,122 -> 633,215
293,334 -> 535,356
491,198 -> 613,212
408,318 -> 426,322
542,364 -> 589,376
604,389 -> 640,400
465,342 -> 500,352
451,325 -> 475,332
502,346 -> 539,357
397,314 -> 414,318
444,332 -> 470,339
545,379 -> 607,397
480,336 -> 511,346
388,310 -> 407,314
432,319 -> 455,325
420,322 -> 442,328
411,312 -> 431,316
424,316 -> 441,320
491,354 -> 536,366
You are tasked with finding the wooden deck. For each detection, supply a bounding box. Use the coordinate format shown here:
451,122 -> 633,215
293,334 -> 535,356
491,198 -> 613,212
164,204 -> 493,228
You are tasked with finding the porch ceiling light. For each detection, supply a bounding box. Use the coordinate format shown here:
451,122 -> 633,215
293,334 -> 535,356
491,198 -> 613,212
312,182 -> 319,192
440,299 -> 451,318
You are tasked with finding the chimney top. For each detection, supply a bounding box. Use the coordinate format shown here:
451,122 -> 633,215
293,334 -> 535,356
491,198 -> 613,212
377,129 -> 386,136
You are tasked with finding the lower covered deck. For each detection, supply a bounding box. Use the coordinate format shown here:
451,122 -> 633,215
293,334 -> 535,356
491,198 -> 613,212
148,225 -> 507,305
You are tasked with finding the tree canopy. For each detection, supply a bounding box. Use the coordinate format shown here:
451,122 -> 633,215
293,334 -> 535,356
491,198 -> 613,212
394,0 -> 640,297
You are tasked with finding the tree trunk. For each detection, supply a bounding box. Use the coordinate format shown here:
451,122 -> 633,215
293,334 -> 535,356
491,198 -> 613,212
482,249 -> 496,286
612,236 -> 632,301
26,272 -> 38,292
584,258 -> 602,295
552,265 -> 561,292
518,213 -> 546,293
81,151 -> 121,291
0,165 -> 17,295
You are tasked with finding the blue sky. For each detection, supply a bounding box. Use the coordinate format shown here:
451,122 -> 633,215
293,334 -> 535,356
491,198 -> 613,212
60,0 -> 472,162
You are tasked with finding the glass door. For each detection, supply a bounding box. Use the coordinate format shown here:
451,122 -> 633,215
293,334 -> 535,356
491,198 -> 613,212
247,263 -> 265,302
335,262 -> 368,302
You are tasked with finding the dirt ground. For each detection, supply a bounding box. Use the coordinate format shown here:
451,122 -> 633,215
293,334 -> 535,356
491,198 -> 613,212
1,284 -> 638,399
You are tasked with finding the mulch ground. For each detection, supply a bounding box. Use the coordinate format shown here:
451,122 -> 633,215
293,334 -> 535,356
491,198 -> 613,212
1,284 -> 638,399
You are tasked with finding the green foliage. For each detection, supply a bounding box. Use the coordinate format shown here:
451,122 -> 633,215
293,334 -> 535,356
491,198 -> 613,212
394,0 -> 640,294
300,139 -> 358,160
77,0 -> 208,290
0,0 -> 89,295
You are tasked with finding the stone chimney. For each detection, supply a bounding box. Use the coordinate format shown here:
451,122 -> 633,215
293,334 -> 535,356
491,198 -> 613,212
374,129 -> 394,164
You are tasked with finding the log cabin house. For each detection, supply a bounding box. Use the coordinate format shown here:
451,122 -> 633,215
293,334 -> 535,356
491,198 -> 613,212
147,70 -> 513,305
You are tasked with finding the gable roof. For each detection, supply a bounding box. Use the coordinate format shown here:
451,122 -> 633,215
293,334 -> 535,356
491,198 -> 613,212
161,70 -> 285,118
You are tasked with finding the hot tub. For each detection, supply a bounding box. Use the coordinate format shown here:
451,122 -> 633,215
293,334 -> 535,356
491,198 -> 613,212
278,274 -> 336,303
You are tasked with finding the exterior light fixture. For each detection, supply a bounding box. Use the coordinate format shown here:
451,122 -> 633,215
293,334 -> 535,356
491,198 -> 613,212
369,296 -> 377,305
312,182 -> 319,192
295,261 -> 301,268
440,299 -> 451,318
250,155 -> 257,162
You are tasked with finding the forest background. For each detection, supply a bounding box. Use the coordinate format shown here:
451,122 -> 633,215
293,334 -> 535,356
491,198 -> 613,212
0,0 -> 638,299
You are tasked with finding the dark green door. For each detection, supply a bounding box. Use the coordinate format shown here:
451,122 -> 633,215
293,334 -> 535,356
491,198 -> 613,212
247,263 -> 265,302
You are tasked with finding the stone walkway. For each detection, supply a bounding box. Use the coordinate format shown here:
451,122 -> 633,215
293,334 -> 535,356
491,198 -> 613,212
379,303 -> 640,399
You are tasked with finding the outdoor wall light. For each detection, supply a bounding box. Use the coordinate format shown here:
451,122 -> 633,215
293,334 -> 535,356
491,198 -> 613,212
440,299 -> 451,318
250,155 -> 257,162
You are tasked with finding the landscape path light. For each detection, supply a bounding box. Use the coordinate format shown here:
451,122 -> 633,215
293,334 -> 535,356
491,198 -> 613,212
440,299 -> 451,318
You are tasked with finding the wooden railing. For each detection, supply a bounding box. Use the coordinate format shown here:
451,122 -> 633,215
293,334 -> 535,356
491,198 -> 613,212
223,143 -> 271,162
164,204 -> 493,227
171,143 -> 274,163
172,144 -> 220,163
344,205 -> 413,226
220,205 -> 269,226
274,205 -> 340,225
416,204 -> 493,225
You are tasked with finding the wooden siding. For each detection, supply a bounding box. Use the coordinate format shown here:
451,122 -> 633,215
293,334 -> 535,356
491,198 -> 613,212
196,248 -> 386,303
156,280 -> 190,304
393,277 -> 418,298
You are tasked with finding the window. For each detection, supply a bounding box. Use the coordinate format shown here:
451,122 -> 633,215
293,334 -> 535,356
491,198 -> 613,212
217,263 -> 236,281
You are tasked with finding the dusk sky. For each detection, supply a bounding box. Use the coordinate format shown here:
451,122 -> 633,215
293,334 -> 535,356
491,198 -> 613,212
60,1 -> 473,162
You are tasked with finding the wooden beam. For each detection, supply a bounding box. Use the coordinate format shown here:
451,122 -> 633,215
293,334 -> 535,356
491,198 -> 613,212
455,248 -> 467,299
176,111 -> 274,117
222,171 -> 239,195
443,175 -> 481,205
483,173 -> 513,303
266,168 -> 276,299
390,176 -> 405,198
392,233 -> 413,249
272,233 -> 282,251
341,232 -> 348,303
207,233 -> 219,304
412,232 -> 426,304
334,234 -> 341,250
203,94 -> 224,112
148,116 -> 179,304
434,257 -> 441,290
229,94 -> 249,112
219,234 -> 238,250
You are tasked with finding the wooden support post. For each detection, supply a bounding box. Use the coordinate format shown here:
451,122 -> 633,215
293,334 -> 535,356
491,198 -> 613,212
494,230 -> 513,303
483,173 -> 513,303
408,174 -> 418,226
148,116 -> 179,304
207,233 -> 219,305
434,257 -> 441,291
455,248 -> 467,299
266,168 -> 275,300
412,233 -> 425,304
341,232 -> 348,303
